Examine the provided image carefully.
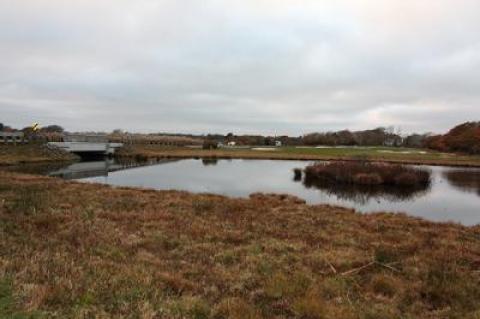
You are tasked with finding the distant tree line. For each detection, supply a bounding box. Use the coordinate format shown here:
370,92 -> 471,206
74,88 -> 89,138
302,127 -> 408,147
0,122 -> 64,133
4,121 -> 479,153
200,128 -> 433,148
203,133 -> 303,148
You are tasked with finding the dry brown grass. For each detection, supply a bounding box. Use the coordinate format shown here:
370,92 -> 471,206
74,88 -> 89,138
0,171 -> 480,318
0,144 -> 76,166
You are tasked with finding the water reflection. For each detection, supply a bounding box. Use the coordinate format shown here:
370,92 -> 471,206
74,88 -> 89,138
301,176 -> 431,205
48,159 -> 124,179
47,158 -> 180,179
443,170 -> 480,196
3,158 -> 179,180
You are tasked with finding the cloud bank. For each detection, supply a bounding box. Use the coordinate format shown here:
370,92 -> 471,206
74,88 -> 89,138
1,0 -> 479,134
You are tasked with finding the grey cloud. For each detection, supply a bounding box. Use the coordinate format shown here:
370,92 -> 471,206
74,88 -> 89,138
1,0 -> 479,135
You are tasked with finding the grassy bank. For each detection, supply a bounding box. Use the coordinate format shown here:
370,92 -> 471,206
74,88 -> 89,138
0,144 -> 77,166
116,145 -> 480,167
1,172 -> 479,318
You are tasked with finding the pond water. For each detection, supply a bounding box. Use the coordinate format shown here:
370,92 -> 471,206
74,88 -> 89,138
12,158 -> 480,225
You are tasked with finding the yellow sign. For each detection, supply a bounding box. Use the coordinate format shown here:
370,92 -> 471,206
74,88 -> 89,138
32,123 -> 40,131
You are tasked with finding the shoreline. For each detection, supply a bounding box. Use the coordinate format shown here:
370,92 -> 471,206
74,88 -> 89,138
115,146 -> 480,168
1,170 -> 473,227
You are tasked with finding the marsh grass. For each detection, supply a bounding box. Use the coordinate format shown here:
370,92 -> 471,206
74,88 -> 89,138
6,185 -> 50,215
0,278 -> 42,319
0,279 -> 14,317
1,171 -> 480,318
304,161 -> 431,187
0,144 -> 76,166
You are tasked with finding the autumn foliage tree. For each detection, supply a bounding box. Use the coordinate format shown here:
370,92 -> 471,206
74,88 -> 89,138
424,122 -> 480,154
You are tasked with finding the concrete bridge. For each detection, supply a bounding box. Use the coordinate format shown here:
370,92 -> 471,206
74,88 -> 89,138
48,134 -> 122,155
0,132 -> 28,144
48,142 -> 123,155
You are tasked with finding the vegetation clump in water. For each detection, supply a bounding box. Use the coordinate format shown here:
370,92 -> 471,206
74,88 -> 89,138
304,161 -> 431,187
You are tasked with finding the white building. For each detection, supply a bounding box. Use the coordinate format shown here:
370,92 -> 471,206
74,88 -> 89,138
0,132 -> 27,144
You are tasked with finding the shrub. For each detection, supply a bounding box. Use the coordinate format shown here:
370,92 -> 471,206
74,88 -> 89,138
203,140 -> 218,150
352,173 -> 383,185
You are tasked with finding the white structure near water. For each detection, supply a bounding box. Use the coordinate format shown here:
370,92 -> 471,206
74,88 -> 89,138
0,132 -> 27,144
48,134 -> 123,155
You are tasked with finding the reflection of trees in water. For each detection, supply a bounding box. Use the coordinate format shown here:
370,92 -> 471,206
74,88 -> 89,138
202,158 -> 218,166
301,176 -> 431,205
443,170 -> 480,196
116,157 -> 182,168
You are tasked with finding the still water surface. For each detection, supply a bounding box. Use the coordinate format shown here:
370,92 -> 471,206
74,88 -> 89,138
31,158 -> 480,226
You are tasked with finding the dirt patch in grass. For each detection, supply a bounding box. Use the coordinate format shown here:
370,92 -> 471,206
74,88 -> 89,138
0,171 -> 479,318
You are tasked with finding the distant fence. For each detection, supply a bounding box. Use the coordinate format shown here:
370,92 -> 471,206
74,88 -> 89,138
1,132 -> 204,147
108,134 -> 203,147
64,134 -> 108,143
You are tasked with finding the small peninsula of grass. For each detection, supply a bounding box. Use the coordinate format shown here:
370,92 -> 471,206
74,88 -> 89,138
0,144 -> 77,166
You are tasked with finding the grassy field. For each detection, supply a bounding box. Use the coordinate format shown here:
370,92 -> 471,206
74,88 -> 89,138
1,171 -> 480,318
0,144 -> 77,166
2,143 -> 480,168
116,145 -> 480,167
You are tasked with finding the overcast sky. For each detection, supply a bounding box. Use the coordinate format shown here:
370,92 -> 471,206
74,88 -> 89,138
1,0 -> 479,135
